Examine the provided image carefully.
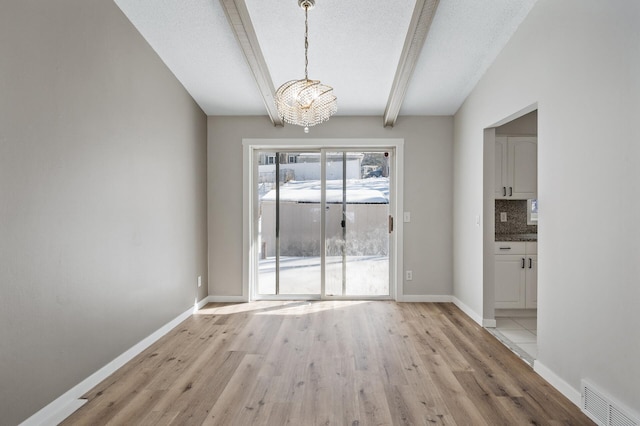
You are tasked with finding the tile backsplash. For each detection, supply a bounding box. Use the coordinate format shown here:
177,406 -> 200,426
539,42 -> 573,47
495,199 -> 537,235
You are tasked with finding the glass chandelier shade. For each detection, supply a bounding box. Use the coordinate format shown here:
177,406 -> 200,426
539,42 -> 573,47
275,0 -> 337,129
275,79 -> 337,127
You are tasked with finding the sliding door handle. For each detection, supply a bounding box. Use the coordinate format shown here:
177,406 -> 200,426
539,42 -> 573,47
388,215 -> 394,233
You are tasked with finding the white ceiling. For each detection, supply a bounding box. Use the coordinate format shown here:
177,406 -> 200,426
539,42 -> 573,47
114,0 -> 537,118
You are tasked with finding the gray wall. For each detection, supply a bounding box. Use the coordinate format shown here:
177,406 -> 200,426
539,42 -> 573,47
0,1 -> 208,424
495,110 -> 537,135
454,0 -> 639,412
208,116 -> 453,298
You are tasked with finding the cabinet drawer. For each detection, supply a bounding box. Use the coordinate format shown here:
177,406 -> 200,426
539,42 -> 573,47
494,242 -> 526,255
526,242 -> 537,254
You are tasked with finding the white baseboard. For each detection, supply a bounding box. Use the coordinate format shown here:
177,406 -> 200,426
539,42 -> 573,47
533,361 -> 582,408
195,296 -> 211,311
29,399 -> 87,426
452,297 -> 483,326
397,295 -> 453,303
20,303 -> 197,426
207,295 -> 249,303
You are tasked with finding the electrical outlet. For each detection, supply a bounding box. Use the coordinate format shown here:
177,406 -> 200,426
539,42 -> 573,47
197,276 -> 202,288
403,212 -> 411,222
406,270 -> 413,281
500,212 -> 507,222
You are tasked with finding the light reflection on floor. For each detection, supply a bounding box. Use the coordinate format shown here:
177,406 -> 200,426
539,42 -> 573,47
257,255 -> 389,296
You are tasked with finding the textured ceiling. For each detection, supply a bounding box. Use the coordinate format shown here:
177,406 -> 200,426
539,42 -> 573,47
246,0 -> 414,116
114,0 -> 537,117
402,0 -> 538,115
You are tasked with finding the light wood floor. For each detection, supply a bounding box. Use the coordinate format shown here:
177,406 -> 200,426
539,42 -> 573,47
62,301 -> 594,425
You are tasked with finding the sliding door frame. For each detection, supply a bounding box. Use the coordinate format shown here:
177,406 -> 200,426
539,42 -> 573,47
242,138 -> 405,301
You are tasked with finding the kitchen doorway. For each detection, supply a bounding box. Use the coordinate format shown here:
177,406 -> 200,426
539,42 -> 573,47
483,107 -> 539,365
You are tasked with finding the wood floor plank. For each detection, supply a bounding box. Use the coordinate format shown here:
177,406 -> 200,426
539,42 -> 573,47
404,305 -> 473,373
453,370 -> 522,425
138,410 -> 180,426
418,352 -> 492,426
353,370 -> 395,425
62,301 -> 595,425
433,305 -> 526,397
157,350 -> 247,425
104,389 -> 166,426
384,383 -> 438,426
202,353 -> 267,425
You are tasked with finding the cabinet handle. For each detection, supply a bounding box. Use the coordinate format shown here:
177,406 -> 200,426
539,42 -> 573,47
499,247 -> 511,250
529,258 -> 532,269
509,187 -> 513,196
503,187 -> 506,196
521,258 -> 525,269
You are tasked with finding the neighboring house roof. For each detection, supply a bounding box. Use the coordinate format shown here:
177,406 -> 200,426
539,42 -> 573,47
262,178 -> 389,204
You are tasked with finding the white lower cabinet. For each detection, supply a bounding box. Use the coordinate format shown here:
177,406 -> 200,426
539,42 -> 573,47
494,242 -> 537,309
524,254 -> 537,309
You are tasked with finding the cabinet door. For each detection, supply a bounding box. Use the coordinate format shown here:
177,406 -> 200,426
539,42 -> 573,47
525,255 -> 537,309
508,137 -> 537,199
495,137 -> 508,198
495,255 -> 526,309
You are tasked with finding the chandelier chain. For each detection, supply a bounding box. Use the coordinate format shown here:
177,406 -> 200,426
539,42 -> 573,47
304,4 -> 309,80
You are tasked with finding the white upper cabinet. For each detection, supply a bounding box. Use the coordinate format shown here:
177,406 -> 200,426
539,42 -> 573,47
495,137 -> 508,198
509,137 -> 537,199
495,136 -> 537,199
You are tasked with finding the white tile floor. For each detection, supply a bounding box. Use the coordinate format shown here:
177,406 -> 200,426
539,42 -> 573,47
495,317 -> 538,359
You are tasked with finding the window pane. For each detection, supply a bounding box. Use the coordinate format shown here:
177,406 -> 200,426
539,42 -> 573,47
257,152 -> 276,294
278,152 -> 321,295
258,152 -> 321,295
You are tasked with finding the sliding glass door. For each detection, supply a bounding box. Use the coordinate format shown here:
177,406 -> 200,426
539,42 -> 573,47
324,151 -> 390,296
255,149 -> 392,299
257,151 -> 321,296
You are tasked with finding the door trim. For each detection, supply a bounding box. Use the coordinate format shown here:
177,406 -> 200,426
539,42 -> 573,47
242,138 -> 404,301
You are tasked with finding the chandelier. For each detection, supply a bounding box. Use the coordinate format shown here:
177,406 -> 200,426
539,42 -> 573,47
275,0 -> 337,132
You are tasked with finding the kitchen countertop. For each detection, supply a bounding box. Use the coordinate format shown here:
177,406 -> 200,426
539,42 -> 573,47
495,233 -> 538,242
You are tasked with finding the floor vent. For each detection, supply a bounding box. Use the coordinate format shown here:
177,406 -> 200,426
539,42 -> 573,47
582,381 -> 639,426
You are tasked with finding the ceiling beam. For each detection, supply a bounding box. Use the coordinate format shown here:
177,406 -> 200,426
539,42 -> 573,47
383,0 -> 439,127
220,0 -> 283,126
